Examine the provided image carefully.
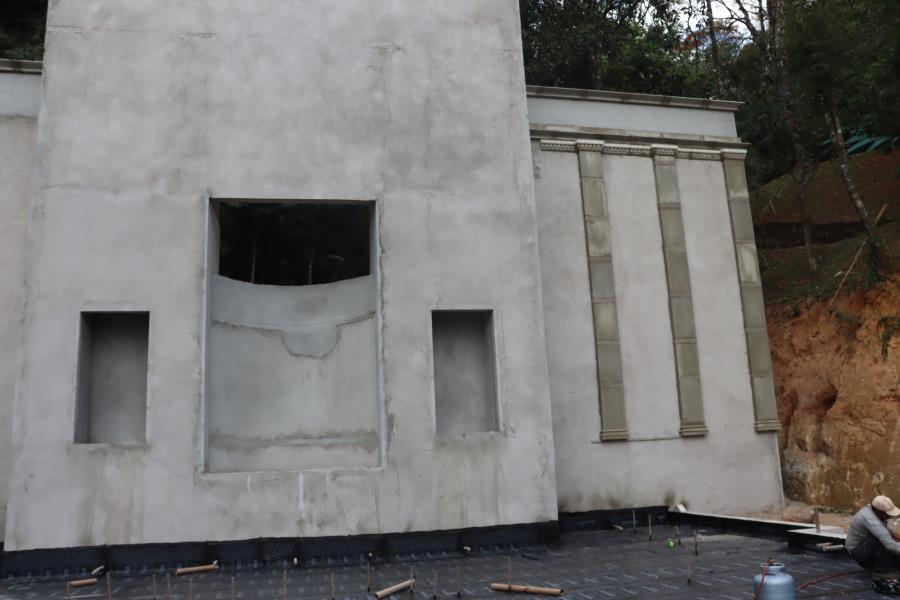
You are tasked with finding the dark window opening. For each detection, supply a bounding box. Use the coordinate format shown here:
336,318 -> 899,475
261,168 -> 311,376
217,202 -> 372,286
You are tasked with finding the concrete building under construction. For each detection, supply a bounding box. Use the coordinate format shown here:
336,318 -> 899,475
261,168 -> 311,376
0,0 -> 782,553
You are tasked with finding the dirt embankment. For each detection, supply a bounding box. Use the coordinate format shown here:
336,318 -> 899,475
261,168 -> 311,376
770,274 -> 900,511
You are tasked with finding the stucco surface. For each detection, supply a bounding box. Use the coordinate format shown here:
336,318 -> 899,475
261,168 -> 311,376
0,72 -> 41,118
0,115 -> 35,540
6,0 -> 558,549
207,275 -> 379,473
602,154 -> 681,440
533,143 -> 783,514
527,96 -> 738,138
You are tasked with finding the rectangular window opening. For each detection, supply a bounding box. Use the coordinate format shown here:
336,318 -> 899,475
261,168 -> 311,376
216,201 -> 372,286
75,312 -> 150,445
432,310 -> 498,435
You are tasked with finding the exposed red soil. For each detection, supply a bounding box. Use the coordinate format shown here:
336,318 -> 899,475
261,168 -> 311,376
769,275 -> 900,511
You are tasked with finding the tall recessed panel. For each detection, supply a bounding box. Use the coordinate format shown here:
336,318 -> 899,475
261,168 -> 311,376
206,201 -> 380,472
432,310 -> 498,435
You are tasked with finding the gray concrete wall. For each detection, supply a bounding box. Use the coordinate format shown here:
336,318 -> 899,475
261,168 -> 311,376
0,72 -> 37,539
0,68 -> 41,119
532,139 -> 783,514
6,0 -> 557,549
207,275 -> 379,472
527,91 -> 739,140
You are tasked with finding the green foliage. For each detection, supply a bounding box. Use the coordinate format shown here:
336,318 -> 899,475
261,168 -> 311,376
0,0 -> 46,60
520,0 -> 719,97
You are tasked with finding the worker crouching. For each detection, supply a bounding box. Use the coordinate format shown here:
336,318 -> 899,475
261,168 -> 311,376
846,495 -> 900,571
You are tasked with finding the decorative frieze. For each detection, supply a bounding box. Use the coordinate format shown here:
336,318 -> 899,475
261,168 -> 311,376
539,137 -> 745,162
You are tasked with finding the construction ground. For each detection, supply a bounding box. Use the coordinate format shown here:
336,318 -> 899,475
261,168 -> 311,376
0,525 -> 887,600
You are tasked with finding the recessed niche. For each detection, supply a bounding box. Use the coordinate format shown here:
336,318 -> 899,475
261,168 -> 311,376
432,310 -> 498,435
74,312 -> 150,445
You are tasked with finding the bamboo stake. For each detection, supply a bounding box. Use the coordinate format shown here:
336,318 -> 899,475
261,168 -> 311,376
106,573 -> 113,600
375,579 -> 415,600
456,565 -> 461,598
152,575 -> 158,600
331,571 -> 336,600
632,510 -> 637,533
176,562 -> 219,576
166,575 -> 172,600
410,568 -> 415,594
367,559 -> 372,592
693,529 -> 699,556
188,577 -> 193,600
648,514 -> 653,541
282,570 -> 287,600
231,576 -> 236,600
828,203 -> 888,308
489,583 -> 563,596
432,570 -> 438,600
507,558 -> 512,586
70,578 -> 99,588
67,582 -> 72,600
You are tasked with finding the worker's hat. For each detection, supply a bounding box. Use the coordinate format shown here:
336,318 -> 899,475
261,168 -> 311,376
873,495 -> 900,517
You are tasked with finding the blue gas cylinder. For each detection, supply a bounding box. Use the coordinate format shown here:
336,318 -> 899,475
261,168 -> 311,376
752,562 -> 796,600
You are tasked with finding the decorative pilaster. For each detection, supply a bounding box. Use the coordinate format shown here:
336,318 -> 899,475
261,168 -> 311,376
651,145 -> 708,437
576,142 -> 628,441
721,150 -> 780,432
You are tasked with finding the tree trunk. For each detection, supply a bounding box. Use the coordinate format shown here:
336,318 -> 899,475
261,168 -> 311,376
250,234 -> 258,284
705,0 -> 725,98
769,0 -> 817,272
822,94 -> 884,257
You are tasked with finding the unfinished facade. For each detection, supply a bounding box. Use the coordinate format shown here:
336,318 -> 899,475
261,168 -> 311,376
0,0 -> 782,551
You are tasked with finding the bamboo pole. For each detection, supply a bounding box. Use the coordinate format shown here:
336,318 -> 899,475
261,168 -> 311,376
828,203 -> 888,308
432,570 -> 438,600
106,573 -> 112,600
152,575 -> 158,600
175,562 -> 219,576
67,582 -> 72,600
70,578 -> 99,588
188,577 -> 192,600
456,565 -> 461,598
231,576 -> 236,600
282,570 -> 287,600
166,575 -> 172,600
489,583 -> 563,596
331,571 -> 336,600
375,579 -> 415,600
647,514 -> 653,541
367,559 -> 372,592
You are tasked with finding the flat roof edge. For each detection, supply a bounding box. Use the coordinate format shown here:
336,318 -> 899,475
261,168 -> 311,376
527,85 -> 743,112
0,59 -> 42,74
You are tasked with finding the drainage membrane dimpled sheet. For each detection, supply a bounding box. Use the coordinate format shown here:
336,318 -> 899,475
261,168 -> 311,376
0,527 -> 885,599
